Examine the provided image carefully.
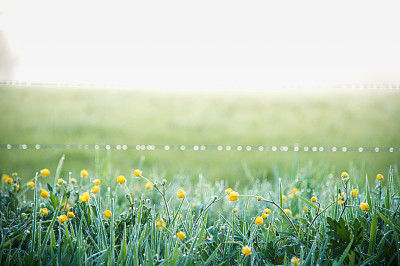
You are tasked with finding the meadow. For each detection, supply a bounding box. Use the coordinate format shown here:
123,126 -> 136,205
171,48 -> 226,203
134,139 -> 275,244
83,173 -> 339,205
0,86 -> 399,265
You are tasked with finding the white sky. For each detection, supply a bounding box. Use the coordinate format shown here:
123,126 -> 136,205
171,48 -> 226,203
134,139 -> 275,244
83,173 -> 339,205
1,0 -> 400,90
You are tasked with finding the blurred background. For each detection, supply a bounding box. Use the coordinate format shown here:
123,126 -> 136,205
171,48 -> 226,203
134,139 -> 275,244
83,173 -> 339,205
0,0 -> 399,183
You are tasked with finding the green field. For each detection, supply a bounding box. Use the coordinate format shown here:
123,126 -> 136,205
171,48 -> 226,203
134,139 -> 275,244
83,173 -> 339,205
0,86 -> 399,183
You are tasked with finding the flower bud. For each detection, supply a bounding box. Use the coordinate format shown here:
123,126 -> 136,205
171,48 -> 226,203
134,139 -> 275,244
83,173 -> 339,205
161,179 -> 167,185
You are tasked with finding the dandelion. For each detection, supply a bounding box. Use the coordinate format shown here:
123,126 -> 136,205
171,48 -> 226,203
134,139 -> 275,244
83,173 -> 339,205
341,172 -> 349,179
58,178 -> 64,184
70,178 -> 77,183
2,174 -> 9,182
284,209 -> 291,215
79,192 -> 90,202
41,190 -> 49,198
93,179 -> 101,185
254,216 -> 263,225
134,169 -> 142,177
262,213 -> 268,219
103,210 -> 112,219
156,219 -> 166,228
264,208 -> 271,214
228,191 -> 239,201
176,231 -> 186,240
58,214 -> 68,224
80,170 -> 89,178
376,174 -> 383,181
242,245 -> 252,256
117,175 -> 126,184
145,182 -> 153,189
360,202 -> 370,212
291,256 -> 300,266
225,188 -> 233,194
282,195 -> 287,202
41,169 -> 50,177
40,208 -> 48,216
311,196 -> 317,202
67,211 -> 75,219
28,181 -> 35,188
91,186 -> 99,194
177,189 -> 186,199
352,189 -> 359,198
6,177 -> 13,184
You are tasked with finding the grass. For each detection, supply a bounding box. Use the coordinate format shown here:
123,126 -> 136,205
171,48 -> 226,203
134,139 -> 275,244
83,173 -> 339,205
0,86 -> 399,183
0,158 -> 399,265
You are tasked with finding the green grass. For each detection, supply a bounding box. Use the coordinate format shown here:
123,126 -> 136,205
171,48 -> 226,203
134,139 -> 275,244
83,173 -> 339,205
0,86 -> 399,183
0,160 -> 399,265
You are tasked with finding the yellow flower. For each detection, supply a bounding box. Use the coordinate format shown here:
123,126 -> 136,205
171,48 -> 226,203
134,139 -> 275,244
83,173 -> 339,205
67,211 -> 75,219
70,177 -> 77,183
302,207 -> 308,212
254,216 -> 263,225
289,193 -> 295,198
262,213 -> 268,219
145,182 -> 153,189
93,179 -> 101,185
376,174 -> 383,181
103,210 -> 112,219
91,186 -> 99,194
6,177 -> 13,184
291,256 -> 300,266
41,169 -> 50,177
156,219 -> 166,228
41,190 -> 49,198
257,196 -> 262,201
295,214 -> 300,218
28,181 -> 35,188
176,231 -> 186,240
341,172 -> 349,179
352,189 -> 359,198
62,202 -> 70,211
234,208 -> 238,213
79,192 -> 90,202
228,191 -> 239,201
40,208 -> 48,216
264,208 -> 271,214
2,174 -> 9,182
134,169 -> 142,177
282,195 -> 287,202
311,196 -> 317,202
12,172 -> 18,177
58,214 -> 68,224
292,188 -> 299,194
117,175 -> 126,184
336,194 -> 345,204
58,178 -> 64,184
177,189 -> 186,199
192,203 -> 197,208
242,245 -> 252,256
284,209 -> 291,215
225,188 -> 233,194
360,202 -> 370,212
80,170 -> 89,178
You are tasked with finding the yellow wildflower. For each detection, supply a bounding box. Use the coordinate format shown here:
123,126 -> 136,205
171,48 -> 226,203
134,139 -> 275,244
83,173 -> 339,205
41,190 -> 49,198
225,188 -> 233,194
254,216 -> 263,225
341,172 -> 349,179
360,202 -> 370,212
262,213 -> 268,219
145,182 -> 153,189
291,256 -> 300,266
352,189 -> 359,198
28,181 -> 35,188
292,188 -> 299,194
134,169 -> 142,177
2,174 -> 9,182
80,170 -> 89,178
192,203 -> 197,208
117,175 -> 126,184
176,231 -> 186,240
311,196 -> 317,202
79,192 -> 90,202
264,208 -> 271,214
67,211 -> 75,219
58,214 -> 68,224
58,178 -> 64,184
289,193 -> 295,198
40,208 -> 48,216
41,169 -> 50,177
17,184 -> 20,191
156,219 -> 166,228
228,191 -> 239,201
62,202 -> 70,211
91,186 -> 99,194
376,174 -> 383,181
70,177 -> 77,183
284,209 -> 291,215
103,210 -> 112,219
302,206 -> 308,212
234,208 -> 238,213
337,194 -> 345,204
242,245 -> 252,256
6,177 -> 13,184
93,179 -> 101,185
257,196 -> 262,201
295,214 -> 300,218
177,189 -> 186,199
282,195 -> 287,202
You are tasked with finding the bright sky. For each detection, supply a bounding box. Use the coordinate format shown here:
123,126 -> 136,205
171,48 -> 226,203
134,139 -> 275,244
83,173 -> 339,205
1,0 -> 400,90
